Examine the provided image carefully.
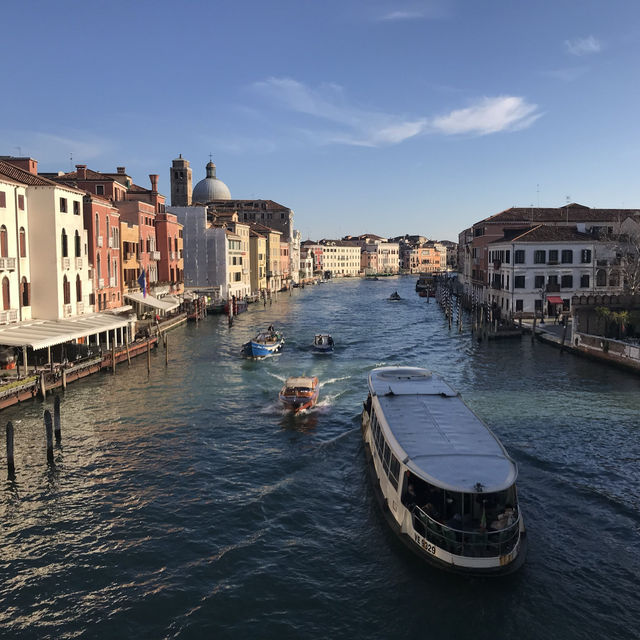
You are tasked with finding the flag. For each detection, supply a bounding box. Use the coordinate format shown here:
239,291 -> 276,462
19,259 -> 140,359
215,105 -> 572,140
138,269 -> 147,298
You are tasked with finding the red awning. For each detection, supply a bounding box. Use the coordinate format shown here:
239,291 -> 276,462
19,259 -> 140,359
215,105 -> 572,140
547,296 -> 564,304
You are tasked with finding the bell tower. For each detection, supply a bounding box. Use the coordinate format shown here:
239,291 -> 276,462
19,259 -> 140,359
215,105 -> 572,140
170,154 -> 192,206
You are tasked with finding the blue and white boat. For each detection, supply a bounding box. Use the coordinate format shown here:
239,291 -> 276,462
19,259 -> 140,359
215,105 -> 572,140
242,328 -> 285,358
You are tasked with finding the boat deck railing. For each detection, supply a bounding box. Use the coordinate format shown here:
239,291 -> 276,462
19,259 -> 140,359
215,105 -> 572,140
413,505 -> 521,558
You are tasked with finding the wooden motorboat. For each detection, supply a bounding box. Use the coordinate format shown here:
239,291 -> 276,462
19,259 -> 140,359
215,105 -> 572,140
279,376 -> 319,412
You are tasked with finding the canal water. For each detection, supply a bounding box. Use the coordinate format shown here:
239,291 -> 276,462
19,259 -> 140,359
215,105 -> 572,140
1,277 -> 639,639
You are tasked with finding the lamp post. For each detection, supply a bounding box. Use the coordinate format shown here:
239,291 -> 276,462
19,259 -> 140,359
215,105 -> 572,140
539,286 -> 547,324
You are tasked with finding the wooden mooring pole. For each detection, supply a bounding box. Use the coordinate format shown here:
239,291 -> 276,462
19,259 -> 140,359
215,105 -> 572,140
6,421 -> 15,477
54,395 -> 61,443
111,342 -> 116,375
44,410 -> 54,465
165,334 -> 169,366
125,334 -> 131,366
147,338 -> 151,374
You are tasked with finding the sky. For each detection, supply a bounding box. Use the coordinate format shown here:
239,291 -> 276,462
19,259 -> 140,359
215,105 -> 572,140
3,0 -> 640,242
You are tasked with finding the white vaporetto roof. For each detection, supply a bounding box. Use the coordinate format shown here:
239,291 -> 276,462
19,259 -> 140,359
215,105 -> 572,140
369,367 -> 517,492
0,313 -> 131,350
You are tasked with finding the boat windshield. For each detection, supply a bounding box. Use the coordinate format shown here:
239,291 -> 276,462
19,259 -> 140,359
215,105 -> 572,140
402,471 -> 520,558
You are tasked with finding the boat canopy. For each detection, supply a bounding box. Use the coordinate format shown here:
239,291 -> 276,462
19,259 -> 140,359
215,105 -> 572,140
285,376 -> 315,389
369,367 -> 517,493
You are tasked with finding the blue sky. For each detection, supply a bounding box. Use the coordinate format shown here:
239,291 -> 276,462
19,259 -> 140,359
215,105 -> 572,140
3,0 -> 640,242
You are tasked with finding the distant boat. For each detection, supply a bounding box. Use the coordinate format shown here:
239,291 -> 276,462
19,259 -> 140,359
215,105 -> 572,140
242,328 -> 284,358
312,333 -> 334,354
279,376 -> 319,412
389,291 -> 402,301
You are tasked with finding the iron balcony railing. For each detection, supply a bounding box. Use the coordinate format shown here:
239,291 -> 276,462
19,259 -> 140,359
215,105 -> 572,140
412,504 -> 521,559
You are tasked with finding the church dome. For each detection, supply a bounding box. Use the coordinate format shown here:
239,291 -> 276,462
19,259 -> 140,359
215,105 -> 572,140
192,161 -> 231,202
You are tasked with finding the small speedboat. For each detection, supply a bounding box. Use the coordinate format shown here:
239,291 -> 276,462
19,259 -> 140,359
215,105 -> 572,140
279,376 -> 319,412
312,333 -> 334,354
242,328 -> 284,358
389,291 -> 402,301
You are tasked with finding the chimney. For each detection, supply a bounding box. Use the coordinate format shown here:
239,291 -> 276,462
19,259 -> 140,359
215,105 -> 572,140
117,166 -> 126,175
149,174 -> 159,192
1,157 -> 38,175
76,164 -> 87,179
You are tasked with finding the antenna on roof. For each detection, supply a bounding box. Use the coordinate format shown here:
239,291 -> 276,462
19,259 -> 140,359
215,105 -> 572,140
565,195 -> 570,224
70,153 -> 73,170
15,146 -> 21,156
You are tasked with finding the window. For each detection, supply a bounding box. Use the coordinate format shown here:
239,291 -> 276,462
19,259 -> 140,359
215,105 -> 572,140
609,271 -> 620,287
18,194 -> 24,210
514,275 -> 525,288
76,275 -> 82,302
63,275 -> 71,304
0,225 -> 7,258
548,249 -> 558,263
561,249 -> 573,264
580,274 -> 590,288
561,275 -> 573,288
97,253 -> 102,279
73,231 -> 80,257
73,201 -> 80,215
514,250 -> 525,264
581,249 -> 592,263
535,299 -> 542,311
534,275 -> 545,288
2,276 -> 9,310
96,185 -> 104,195
548,275 -> 558,286
60,197 -> 67,213
505,250 -> 510,264
0,191 -> 5,207
534,250 -> 546,264
515,299 -> 523,312
19,227 -> 26,257
61,229 -> 68,257
21,277 -> 30,306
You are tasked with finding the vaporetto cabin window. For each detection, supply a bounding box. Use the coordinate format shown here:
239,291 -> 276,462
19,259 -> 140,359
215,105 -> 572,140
370,410 -> 400,490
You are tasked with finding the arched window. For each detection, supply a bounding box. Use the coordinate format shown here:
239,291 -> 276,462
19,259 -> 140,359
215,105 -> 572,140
106,219 -> 110,246
609,271 -> 620,287
76,274 -> 82,302
19,227 -> 26,257
97,253 -> 102,280
0,225 -> 7,258
112,259 -> 117,287
107,252 -> 111,281
75,230 -> 81,257
596,269 -> 607,287
63,275 -> 70,304
61,228 -> 68,258
21,277 -> 30,307
2,276 -> 9,310
95,213 -> 100,242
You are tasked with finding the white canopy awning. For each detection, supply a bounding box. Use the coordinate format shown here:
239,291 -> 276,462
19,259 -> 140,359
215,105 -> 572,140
124,292 -> 180,312
0,313 -> 131,350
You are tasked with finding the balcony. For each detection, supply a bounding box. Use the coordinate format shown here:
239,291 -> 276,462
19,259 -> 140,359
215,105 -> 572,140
77,301 -> 84,314
547,260 -> 558,265
150,251 -> 161,261
75,257 -> 83,270
110,277 -> 116,288
0,257 -> 16,271
97,236 -> 103,248
0,309 -> 18,324
63,304 -> 72,318
61,257 -> 70,270
98,278 -> 105,289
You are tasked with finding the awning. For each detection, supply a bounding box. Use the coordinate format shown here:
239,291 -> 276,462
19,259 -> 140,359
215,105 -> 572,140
124,292 -> 180,312
547,296 -> 564,304
0,313 -> 131,350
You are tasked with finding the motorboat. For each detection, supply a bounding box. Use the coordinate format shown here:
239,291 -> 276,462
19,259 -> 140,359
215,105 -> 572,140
312,334 -> 334,354
389,291 -> 402,301
361,366 -> 526,575
279,376 -> 319,412
242,328 -> 284,358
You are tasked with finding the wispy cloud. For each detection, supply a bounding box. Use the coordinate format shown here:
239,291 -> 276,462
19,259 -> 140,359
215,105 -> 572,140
565,35 -> 602,56
250,78 -> 542,147
540,66 -> 589,82
375,1 -> 451,21
431,96 -> 542,135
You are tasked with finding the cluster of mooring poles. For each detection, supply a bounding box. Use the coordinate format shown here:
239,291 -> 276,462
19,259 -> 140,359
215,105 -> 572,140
5,394 -> 62,477
435,279 -> 463,333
